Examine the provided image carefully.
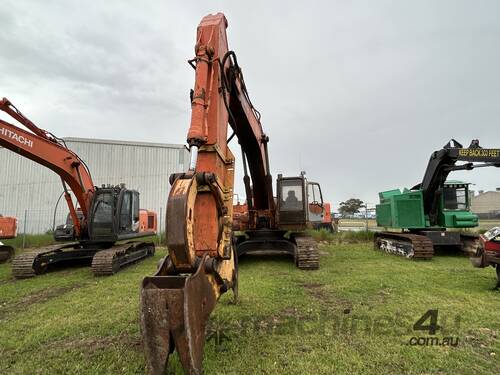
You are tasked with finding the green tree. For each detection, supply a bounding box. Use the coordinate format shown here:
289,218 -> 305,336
339,198 -> 364,217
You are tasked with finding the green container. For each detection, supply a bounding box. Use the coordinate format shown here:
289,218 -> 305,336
376,189 -> 426,229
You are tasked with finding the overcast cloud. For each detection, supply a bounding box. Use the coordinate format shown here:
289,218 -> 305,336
1,0 -> 499,208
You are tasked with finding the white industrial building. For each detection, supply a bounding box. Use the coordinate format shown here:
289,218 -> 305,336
471,189 -> 500,219
0,137 -> 189,234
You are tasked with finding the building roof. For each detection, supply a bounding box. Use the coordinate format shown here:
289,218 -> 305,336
63,137 -> 186,150
444,180 -> 470,185
474,190 -> 500,197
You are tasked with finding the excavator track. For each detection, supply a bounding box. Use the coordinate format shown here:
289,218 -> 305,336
12,251 -> 43,278
91,242 -> 155,276
295,236 -> 320,270
0,245 -> 15,263
374,232 -> 434,260
11,243 -> 79,278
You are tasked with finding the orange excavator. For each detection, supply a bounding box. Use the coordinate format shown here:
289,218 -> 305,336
312,202 -> 337,232
0,98 -> 157,278
0,215 -> 17,262
139,13 -> 321,374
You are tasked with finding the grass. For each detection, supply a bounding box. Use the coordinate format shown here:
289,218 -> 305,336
1,234 -> 56,249
308,228 -> 374,243
0,242 -> 499,374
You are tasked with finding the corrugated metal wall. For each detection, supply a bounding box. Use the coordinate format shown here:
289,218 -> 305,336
0,137 -> 189,234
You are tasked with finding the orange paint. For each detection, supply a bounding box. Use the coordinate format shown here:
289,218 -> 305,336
0,216 -> 17,239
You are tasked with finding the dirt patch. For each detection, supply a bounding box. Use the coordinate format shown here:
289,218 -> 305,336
207,307 -> 309,340
56,332 -> 141,354
281,307 -> 302,318
256,307 -> 308,332
300,282 -> 353,312
375,288 -> 392,303
301,282 -> 330,302
20,286 -> 75,305
464,328 -> 498,347
274,271 -> 291,276
0,285 -> 82,319
302,282 -> 324,289
0,263 -> 79,285
1,328 -> 141,359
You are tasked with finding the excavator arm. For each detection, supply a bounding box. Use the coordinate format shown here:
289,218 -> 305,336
413,139 -> 500,225
185,15 -> 275,225
224,51 -> 276,228
140,13 -> 272,374
0,98 -> 94,237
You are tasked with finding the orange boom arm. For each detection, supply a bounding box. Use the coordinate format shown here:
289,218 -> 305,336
0,98 -> 94,237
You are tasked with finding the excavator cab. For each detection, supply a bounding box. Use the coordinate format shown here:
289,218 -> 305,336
276,174 -> 324,229
442,182 -> 470,210
438,181 -> 478,228
89,185 -> 141,243
277,175 -> 307,229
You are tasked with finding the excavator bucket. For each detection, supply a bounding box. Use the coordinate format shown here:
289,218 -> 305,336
140,255 -> 218,375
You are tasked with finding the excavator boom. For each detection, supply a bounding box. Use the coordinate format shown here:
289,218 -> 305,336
0,98 -> 94,236
415,139 -> 500,225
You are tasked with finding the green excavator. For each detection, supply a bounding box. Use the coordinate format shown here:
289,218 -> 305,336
374,139 -> 500,260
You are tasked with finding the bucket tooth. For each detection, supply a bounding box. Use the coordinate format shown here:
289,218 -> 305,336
140,255 -> 218,375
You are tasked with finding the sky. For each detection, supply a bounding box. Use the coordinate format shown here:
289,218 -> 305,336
1,0 -> 499,209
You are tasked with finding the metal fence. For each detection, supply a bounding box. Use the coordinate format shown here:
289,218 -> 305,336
14,205 -> 166,237
477,211 -> 500,220
16,208 -> 61,235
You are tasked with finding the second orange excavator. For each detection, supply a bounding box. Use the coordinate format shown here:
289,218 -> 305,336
0,98 -> 157,278
0,215 -> 17,262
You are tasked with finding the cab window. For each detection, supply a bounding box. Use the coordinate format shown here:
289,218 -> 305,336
281,181 -> 303,211
93,193 -> 114,224
308,183 -> 323,205
120,192 -> 132,229
443,187 -> 467,210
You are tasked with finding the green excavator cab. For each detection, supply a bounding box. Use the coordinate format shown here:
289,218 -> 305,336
438,181 -> 478,228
